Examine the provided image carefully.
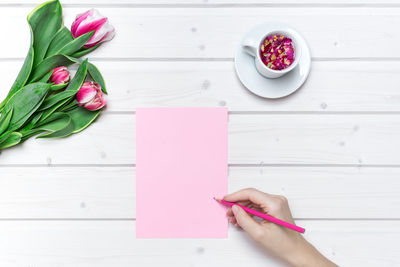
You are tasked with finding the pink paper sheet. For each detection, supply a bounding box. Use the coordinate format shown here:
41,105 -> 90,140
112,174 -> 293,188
136,107 -> 228,238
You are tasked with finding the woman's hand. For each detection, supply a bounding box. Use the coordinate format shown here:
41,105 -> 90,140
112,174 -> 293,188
224,188 -> 337,267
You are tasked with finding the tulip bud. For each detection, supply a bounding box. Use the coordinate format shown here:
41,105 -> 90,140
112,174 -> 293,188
71,9 -> 115,48
49,66 -> 70,87
76,81 -> 107,111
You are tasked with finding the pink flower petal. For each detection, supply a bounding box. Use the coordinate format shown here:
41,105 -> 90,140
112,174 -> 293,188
50,66 -> 70,85
85,26 -> 115,48
83,94 -> 106,110
75,17 -> 108,39
71,9 -> 93,37
76,87 -> 97,104
71,9 -> 115,48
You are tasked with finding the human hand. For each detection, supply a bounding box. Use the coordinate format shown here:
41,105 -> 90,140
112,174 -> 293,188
224,188 -> 337,267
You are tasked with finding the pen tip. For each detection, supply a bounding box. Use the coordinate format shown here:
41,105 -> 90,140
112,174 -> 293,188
213,197 -> 221,202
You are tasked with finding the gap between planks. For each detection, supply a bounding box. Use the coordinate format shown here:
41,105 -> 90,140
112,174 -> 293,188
2,164 -> 400,167
0,218 -> 399,221
4,3 -> 400,8
4,57 -> 400,62
104,111 -> 400,115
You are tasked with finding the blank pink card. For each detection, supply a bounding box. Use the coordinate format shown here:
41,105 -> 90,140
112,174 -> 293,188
136,107 -> 228,238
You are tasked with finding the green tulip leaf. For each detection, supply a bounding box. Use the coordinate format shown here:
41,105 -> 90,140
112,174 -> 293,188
0,45 -> 35,112
65,58 -> 88,91
68,106 -> 101,134
21,112 -> 70,140
36,111 -> 68,127
88,62 -> 107,94
39,97 -> 71,122
36,112 -> 74,138
50,84 -> 67,91
29,54 -> 77,82
0,132 -> 22,150
60,99 -> 78,112
11,45 -> 35,93
39,70 -> 53,83
38,120 -> 74,138
45,26 -> 74,58
3,82 -> 51,132
21,111 -> 43,132
0,108 -> 13,136
71,44 -> 100,58
28,0 -> 63,66
0,131 -> 11,144
58,31 -> 94,56
38,90 -> 76,112
21,129 -> 43,141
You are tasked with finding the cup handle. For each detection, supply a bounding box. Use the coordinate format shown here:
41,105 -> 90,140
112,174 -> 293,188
242,37 -> 258,57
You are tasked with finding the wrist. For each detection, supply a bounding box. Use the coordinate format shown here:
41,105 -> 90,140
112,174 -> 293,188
287,239 -> 321,267
285,238 -> 327,267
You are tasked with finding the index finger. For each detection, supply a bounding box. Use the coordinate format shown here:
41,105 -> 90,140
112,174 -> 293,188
224,188 -> 274,206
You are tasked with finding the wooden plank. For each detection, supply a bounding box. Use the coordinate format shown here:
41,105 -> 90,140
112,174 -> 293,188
2,7 -> 400,59
228,114 -> 400,165
0,114 -> 135,165
2,60 -> 400,112
0,166 -> 399,219
0,167 -> 135,219
1,114 -> 400,165
229,167 -> 400,219
0,220 -> 398,266
3,0 -> 400,5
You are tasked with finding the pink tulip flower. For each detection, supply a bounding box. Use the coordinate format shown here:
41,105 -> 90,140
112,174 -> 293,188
49,66 -> 70,86
71,9 -> 115,48
76,81 -> 107,111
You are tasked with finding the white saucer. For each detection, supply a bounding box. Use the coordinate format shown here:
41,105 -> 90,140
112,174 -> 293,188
235,22 -> 311,99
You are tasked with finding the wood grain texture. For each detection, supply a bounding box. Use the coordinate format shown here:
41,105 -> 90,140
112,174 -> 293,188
2,0 -> 400,5
2,7 -> 400,59
0,167 -> 399,219
0,220 -> 398,267
2,60 -> 400,112
0,167 -> 135,219
1,114 -> 399,165
0,1 -> 398,266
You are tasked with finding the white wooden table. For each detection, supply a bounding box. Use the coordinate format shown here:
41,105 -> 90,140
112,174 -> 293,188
1,0 -> 400,266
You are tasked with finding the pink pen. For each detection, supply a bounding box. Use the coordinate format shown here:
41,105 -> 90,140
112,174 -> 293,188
215,198 -> 305,234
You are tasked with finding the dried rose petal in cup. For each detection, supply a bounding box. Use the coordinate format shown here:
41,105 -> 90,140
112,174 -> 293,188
260,34 -> 295,70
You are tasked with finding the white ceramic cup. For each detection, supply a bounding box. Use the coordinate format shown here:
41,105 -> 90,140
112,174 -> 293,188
242,29 -> 302,79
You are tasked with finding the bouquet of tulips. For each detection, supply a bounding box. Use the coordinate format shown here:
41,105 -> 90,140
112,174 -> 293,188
0,0 -> 115,149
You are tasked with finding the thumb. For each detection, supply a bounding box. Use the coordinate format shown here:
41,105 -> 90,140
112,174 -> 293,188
232,205 -> 264,240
